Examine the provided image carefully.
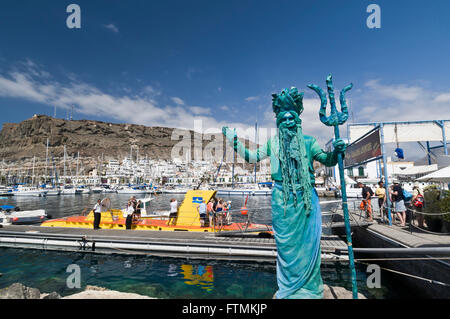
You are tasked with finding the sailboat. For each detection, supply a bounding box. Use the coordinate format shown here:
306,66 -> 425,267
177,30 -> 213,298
61,145 -> 76,195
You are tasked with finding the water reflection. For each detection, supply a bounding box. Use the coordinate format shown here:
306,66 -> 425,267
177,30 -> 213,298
180,264 -> 214,292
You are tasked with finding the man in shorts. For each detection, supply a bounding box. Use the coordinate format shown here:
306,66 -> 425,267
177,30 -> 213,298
197,199 -> 207,227
390,182 -> 406,226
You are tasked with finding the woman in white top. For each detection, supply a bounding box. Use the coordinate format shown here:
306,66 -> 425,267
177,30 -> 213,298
125,201 -> 135,230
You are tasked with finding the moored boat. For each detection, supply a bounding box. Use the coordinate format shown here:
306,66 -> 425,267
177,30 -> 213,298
76,186 -> 91,194
41,190 -> 272,235
0,186 -> 14,196
12,186 -> 47,197
116,185 -> 147,195
61,186 -> 76,195
0,205 -> 47,225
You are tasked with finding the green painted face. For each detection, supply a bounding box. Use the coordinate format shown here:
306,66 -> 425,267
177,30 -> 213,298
281,112 -> 296,129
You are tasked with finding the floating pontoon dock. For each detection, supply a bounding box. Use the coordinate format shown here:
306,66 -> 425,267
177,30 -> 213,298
0,224 -> 349,263
352,222 -> 450,298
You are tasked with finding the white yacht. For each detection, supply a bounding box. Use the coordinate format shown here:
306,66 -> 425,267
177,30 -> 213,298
45,188 -> 61,196
12,186 -> 47,197
216,183 -> 273,196
91,186 -> 104,193
102,186 -> 117,193
61,186 -> 77,195
161,187 -> 190,195
0,186 -> 13,196
116,186 -> 148,195
76,186 -> 91,194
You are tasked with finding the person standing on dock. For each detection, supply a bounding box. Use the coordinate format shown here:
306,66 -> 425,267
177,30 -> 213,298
222,87 -> 346,299
168,198 -> 178,226
412,183 -> 425,228
207,199 -> 215,227
375,182 -> 386,221
125,201 -> 135,230
360,183 -> 374,222
197,199 -> 207,227
390,182 -> 406,227
93,199 -> 102,230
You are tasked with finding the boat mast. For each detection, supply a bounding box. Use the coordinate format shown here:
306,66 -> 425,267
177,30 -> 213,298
32,156 -> 35,186
45,137 -> 49,183
232,139 -> 235,189
63,145 -> 66,185
254,121 -> 257,184
76,151 -> 79,186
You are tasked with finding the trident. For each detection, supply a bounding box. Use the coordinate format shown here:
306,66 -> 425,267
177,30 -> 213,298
308,74 -> 358,299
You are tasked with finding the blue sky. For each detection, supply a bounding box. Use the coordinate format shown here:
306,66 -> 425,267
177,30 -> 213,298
0,0 -> 449,158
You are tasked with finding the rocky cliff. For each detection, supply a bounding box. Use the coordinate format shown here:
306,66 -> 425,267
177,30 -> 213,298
0,115 -> 245,163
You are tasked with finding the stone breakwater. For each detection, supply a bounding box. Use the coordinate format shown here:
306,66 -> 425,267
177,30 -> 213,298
0,283 -> 366,299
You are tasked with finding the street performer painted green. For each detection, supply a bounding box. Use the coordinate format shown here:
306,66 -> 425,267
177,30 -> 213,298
222,87 -> 347,299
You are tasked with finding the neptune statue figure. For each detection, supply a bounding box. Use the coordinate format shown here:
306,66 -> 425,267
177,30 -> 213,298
222,87 -> 347,299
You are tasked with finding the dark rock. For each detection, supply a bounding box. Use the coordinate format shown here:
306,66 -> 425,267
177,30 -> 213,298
41,292 -> 62,299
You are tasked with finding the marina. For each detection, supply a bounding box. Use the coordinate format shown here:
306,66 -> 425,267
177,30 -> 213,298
1,1 -> 450,301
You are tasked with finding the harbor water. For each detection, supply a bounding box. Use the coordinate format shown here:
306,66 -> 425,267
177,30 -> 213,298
0,193 -> 408,298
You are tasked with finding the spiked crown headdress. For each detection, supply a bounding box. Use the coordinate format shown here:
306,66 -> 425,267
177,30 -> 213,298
272,87 -> 304,116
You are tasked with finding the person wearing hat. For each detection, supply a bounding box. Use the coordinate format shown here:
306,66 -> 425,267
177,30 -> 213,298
389,181 -> 406,226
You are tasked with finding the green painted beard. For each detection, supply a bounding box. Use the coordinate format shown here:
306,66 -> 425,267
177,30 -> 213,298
275,111 -> 313,215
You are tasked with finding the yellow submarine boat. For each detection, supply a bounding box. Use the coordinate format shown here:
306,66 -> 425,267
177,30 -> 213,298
41,190 -> 272,235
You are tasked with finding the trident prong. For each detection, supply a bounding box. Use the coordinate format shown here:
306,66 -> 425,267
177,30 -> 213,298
307,74 -> 352,127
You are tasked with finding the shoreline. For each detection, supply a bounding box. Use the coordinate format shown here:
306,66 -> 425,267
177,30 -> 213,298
0,283 -> 366,299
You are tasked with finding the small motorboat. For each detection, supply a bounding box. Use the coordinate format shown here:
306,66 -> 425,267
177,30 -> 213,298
0,205 -> 47,225
91,186 -> 104,193
76,186 -> 91,194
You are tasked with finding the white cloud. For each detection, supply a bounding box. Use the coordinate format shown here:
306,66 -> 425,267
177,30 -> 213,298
170,97 -> 184,105
2,61 -> 448,160
245,96 -> 259,102
189,106 -> 211,115
434,93 -> 450,103
0,61 -> 254,138
103,24 -> 119,33
356,79 -> 450,123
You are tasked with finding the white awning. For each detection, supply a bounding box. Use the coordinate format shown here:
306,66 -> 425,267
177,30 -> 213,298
396,164 -> 438,176
416,166 -> 450,183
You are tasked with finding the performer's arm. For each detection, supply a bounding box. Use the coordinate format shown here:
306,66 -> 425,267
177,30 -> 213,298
311,138 -> 346,167
222,127 -> 270,164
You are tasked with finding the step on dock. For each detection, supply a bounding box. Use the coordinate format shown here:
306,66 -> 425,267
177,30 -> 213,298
0,225 -> 349,263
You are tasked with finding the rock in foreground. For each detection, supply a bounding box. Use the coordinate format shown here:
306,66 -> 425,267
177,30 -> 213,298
0,283 -> 153,299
